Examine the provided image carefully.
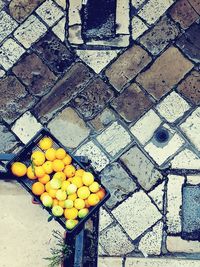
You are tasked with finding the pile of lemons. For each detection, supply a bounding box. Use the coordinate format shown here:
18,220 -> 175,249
11,137 -> 105,230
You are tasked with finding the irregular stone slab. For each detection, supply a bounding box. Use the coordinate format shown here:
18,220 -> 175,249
131,16 -> 148,40
13,53 -> 57,97
98,244 -> 108,256
116,0 -> 129,34
170,148 -> 200,169
178,70 -> 200,105
11,112 -> 42,144
52,17 -> 66,42
68,0 -> 82,25
48,107 -> 90,148
136,47 -> 193,100
112,191 -> 162,240
72,77 -> 114,119
96,122 -> 132,157
105,45 -> 152,91
188,0 -> 200,14
0,11 -> 18,43
111,83 -> 153,123
99,162 -> 137,209
187,175 -> 200,185
120,146 -> 162,191
0,124 -> 18,153
90,108 -> 116,132
180,107 -> 200,151
99,208 -> 113,232
54,0 -> 66,9
182,185 -> 200,240
68,25 -> 84,45
99,223 -> 135,255
0,76 -> 36,123
166,175 -> 185,234
98,257 -> 122,267
167,236 -> 200,253
138,221 -> 163,256
139,16 -> 179,55
148,182 -> 165,211
132,0 -> 146,9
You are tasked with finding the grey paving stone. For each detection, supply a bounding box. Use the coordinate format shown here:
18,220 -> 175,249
0,124 -> 18,153
98,257 -> 123,267
148,182 -> 165,211
0,11 -> 18,43
167,236 -> 200,253
99,162 -> 137,209
120,146 -> 162,191
90,108 -> 116,132
99,208 -> 114,232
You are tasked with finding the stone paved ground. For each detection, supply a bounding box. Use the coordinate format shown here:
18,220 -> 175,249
0,0 -> 200,266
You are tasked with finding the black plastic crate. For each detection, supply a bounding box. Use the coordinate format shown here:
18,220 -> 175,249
6,128 -> 110,235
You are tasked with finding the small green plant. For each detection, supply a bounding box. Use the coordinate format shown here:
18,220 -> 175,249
44,230 -> 72,267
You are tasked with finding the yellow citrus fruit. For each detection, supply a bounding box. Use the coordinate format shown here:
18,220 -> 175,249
74,198 -> 85,210
67,178 -> 73,183
11,162 -> 27,177
64,207 -> 78,220
32,182 -> 45,196
49,188 -> 58,198
27,166 -> 37,180
53,172 -> 66,182
39,137 -> 53,150
53,199 -> 59,206
61,180 -> 71,191
89,182 -> 101,193
62,154 -> 72,165
68,193 -> 77,201
42,161 -> 53,174
55,148 -> 66,160
38,174 -> 50,184
45,181 -> 51,193
96,188 -> 106,200
71,176 -> 83,188
64,165 -> 76,178
31,151 -> 45,166
75,169 -> 85,177
52,159 -> 65,172
82,172 -> 94,186
35,166 -> 46,178
77,186 -> 90,200
87,193 -> 100,206
56,189 -> 67,201
40,192 -> 49,202
58,200 -> 65,208
45,148 -> 56,161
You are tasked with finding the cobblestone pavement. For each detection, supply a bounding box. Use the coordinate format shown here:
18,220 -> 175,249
0,0 -> 200,266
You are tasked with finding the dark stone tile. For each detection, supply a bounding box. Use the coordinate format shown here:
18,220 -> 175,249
72,78 -> 114,119
188,0 -> 200,15
0,124 -> 18,153
182,185 -> 200,240
178,70 -> 200,105
99,162 -> 137,209
90,108 -> 116,132
33,32 -> 75,74
170,0 -> 199,29
12,53 -> 57,97
33,62 -> 93,121
0,76 -> 37,123
176,23 -> 200,63
139,16 -> 180,55
111,83 -> 153,123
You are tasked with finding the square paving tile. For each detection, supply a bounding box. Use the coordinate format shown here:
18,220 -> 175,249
0,11 -> 18,43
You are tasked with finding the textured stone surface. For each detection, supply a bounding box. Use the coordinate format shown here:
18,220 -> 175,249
137,47 -> 193,100
72,78 -> 114,119
139,16 -> 179,55
54,0 -> 66,9
167,175 -> 185,234
145,125 -> 185,166
48,107 -> 90,148
68,25 -> 83,45
121,146 -> 162,191
99,162 -> 137,209
132,0 -> 146,8
96,122 -> 132,157
170,148 -> 200,169
188,0 -> 200,14
14,15 -> 47,49
130,109 -> 162,145
13,53 -> 57,97
98,257 -> 122,267
187,175 -> 200,185
116,0 -> 129,34
75,140 -> 109,171
52,17 -> 66,42
99,223 -> 134,255
0,76 -> 36,123
33,62 -> 92,121
0,124 -> 18,153
138,221 -> 163,256
148,182 -> 165,211
0,39 -> 25,70
156,91 -> 191,123
33,32 -> 74,73
170,0 -> 199,29
180,107 -> 200,151
99,208 -> 113,232
111,83 -> 153,123
36,0 -> 63,26
0,11 -> 18,43
131,16 -> 148,40
90,108 -> 116,132
68,0 -> 82,25
105,45 -> 152,91
11,112 -> 42,144
112,191 -> 162,240
167,236 -> 200,253
9,0 -> 44,22
178,70 -> 200,105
